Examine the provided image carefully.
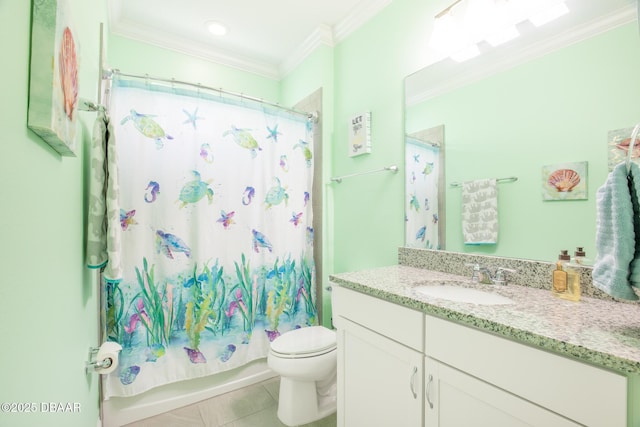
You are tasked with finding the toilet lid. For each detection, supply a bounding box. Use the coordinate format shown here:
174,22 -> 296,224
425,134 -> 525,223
271,326 -> 336,356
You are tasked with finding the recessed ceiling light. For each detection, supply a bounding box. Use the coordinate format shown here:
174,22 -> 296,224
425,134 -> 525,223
206,21 -> 228,36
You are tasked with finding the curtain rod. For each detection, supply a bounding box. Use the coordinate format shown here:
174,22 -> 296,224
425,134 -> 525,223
101,68 -> 316,121
330,165 -> 399,184
450,176 -> 518,187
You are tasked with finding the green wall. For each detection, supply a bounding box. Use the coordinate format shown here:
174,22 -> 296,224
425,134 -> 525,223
406,23 -> 640,262
0,1 -> 107,426
330,0 -> 426,273
3,1 -> 638,424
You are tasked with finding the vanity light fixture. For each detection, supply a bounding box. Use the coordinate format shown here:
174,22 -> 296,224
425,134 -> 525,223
429,0 -> 569,62
429,8 -> 474,59
206,21 -> 228,36
485,25 -> 519,47
450,44 -> 481,62
529,2 -> 569,27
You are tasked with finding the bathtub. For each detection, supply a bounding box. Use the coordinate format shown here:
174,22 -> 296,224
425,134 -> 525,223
101,359 -> 276,426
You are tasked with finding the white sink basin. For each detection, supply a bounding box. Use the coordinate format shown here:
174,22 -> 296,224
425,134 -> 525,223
415,285 -> 514,305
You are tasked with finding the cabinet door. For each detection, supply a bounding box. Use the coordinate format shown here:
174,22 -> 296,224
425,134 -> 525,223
425,315 -> 627,426
337,317 -> 423,427
425,357 -> 581,427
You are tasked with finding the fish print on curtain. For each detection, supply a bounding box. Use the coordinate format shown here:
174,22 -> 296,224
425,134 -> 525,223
103,80 -> 316,398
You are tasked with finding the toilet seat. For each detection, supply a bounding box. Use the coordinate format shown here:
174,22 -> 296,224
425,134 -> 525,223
270,326 -> 336,358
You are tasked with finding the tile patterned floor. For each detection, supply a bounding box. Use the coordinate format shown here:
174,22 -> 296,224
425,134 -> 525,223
124,378 -> 336,427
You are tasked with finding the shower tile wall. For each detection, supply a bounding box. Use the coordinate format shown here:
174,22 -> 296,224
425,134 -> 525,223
124,378 -> 337,427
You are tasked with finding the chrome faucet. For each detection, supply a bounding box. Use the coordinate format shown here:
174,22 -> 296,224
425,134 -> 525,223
466,264 -> 517,285
477,267 -> 494,284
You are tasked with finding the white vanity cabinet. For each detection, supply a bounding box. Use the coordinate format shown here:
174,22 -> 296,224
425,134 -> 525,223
332,284 -> 633,427
332,286 -> 424,427
424,316 -> 628,427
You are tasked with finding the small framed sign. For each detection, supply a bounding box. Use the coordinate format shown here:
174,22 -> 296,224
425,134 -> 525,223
349,112 -> 371,157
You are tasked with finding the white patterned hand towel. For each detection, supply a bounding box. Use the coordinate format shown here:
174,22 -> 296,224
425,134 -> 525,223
462,178 -> 498,245
86,112 -> 109,270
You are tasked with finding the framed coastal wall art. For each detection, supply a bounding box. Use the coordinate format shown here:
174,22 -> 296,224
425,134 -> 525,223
541,161 -> 588,201
607,126 -> 640,172
28,0 -> 79,156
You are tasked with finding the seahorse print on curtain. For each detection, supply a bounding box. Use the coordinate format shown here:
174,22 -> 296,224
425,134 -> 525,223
103,80 -> 316,398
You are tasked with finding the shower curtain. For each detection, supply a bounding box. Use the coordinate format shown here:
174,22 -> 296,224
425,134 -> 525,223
405,136 -> 441,249
102,79 -> 316,398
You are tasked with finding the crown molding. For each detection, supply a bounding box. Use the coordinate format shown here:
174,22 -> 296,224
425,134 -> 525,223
280,0 -> 392,77
333,0 -> 393,43
109,0 -> 391,81
109,20 -> 280,79
280,24 -> 335,77
406,4 -> 637,107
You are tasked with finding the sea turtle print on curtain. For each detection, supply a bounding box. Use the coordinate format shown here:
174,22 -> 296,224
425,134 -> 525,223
103,80 -> 316,398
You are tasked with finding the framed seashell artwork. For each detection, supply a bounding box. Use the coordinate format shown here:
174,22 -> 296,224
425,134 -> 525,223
607,127 -> 640,172
27,0 -> 78,156
541,161 -> 588,201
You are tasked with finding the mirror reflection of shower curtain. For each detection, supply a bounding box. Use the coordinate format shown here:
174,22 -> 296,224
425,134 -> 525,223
405,129 -> 444,250
103,79 -> 317,398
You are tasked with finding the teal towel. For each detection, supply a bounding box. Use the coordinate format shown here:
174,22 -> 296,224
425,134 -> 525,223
628,162 -> 640,289
592,162 -> 639,300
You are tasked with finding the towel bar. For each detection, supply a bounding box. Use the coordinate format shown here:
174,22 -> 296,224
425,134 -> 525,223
450,176 -> 518,187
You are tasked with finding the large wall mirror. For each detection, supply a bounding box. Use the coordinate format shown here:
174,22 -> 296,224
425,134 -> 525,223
404,0 -> 640,262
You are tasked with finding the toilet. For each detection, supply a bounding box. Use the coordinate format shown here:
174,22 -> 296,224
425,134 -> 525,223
267,325 -> 337,426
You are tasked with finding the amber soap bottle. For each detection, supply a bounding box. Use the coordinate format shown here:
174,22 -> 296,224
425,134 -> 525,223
552,250 -> 581,301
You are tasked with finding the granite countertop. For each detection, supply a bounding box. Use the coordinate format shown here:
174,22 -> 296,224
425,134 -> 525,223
329,265 -> 640,376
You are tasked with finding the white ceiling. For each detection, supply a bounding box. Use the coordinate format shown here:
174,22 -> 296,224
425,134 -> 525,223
108,0 -> 392,79
108,0 -> 638,81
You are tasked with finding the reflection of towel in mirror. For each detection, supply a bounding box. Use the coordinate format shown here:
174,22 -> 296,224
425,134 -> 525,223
593,162 -> 639,301
462,179 -> 498,245
629,163 -> 640,291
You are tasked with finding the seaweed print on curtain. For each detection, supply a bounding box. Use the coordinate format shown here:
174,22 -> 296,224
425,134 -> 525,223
103,81 -> 316,398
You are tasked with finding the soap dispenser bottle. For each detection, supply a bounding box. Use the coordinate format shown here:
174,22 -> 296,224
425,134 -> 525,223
573,247 -> 590,266
552,250 -> 570,296
552,250 -> 581,301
